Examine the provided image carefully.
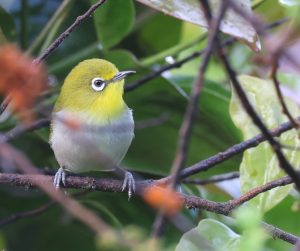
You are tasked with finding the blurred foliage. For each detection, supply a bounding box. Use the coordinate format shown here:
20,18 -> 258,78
0,0 -> 300,251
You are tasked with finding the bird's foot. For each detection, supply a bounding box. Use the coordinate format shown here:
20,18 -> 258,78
121,171 -> 136,199
53,167 -> 67,188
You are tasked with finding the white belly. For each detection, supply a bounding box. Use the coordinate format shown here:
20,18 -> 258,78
50,109 -> 134,173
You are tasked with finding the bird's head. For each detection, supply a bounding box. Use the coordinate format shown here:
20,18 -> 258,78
55,59 -> 135,118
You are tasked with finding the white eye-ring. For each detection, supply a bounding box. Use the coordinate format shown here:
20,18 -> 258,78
91,78 -> 106,92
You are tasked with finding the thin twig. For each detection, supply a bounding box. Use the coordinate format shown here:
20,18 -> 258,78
170,0 -> 226,188
180,116 -> 300,179
270,61 -> 300,129
124,39 -> 234,92
0,191 -> 90,227
262,222 -> 299,245
0,118 -> 50,143
0,201 -> 55,227
34,0 -> 107,63
183,172 -> 239,185
151,1 -> 227,238
26,0 -> 74,54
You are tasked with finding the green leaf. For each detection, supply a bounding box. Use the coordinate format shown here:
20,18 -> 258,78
136,0 -> 260,51
138,13 -> 182,57
175,219 -> 240,251
0,5 -> 16,42
230,75 -> 300,212
234,206 -> 267,251
91,0 -> 135,50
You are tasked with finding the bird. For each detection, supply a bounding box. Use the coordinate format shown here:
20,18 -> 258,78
49,59 -> 136,197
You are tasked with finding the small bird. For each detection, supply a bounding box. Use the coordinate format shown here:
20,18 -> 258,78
50,59 -> 135,197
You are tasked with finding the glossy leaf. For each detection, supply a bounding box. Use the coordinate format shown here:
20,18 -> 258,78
91,0 -> 135,50
136,0 -> 260,51
175,219 -> 240,251
230,75 -> 300,212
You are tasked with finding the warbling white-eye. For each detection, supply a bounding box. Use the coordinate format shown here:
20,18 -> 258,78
50,59 -> 136,197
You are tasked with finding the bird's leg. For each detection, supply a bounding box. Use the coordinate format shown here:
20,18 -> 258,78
53,167 -> 67,188
121,170 -> 136,199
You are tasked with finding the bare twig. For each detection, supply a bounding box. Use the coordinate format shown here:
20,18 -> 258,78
27,0 -> 74,54
124,39 -> 233,92
0,201 -> 55,227
183,171 -> 239,185
262,222 -> 299,245
184,175 -> 292,215
34,0 -> 107,63
0,118 -> 50,143
170,0 -> 226,187
0,191 -> 89,227
270,62 -> 299,129
180,116 -> 300,179
151,1 -> 227,237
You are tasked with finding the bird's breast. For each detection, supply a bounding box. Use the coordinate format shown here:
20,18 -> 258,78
50,108 -> 134,173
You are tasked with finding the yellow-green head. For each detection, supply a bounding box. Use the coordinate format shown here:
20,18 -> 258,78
55,59 -> 134,119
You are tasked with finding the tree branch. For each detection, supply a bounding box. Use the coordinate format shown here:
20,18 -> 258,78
183,171 -> 239,185
1,172 -> 298,244
34,0 -> 107,63
180,116 -> 300,179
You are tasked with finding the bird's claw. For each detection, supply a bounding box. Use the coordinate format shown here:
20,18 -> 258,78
53,167 -> 67,189
122,171 -> 136,199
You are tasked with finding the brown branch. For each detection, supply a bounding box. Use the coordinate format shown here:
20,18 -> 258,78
180,116 -> 300,179
0,118 -> 50,143
0,173 -> 292,215
1,172 -> 298,244
170,0 -> 226,188
270,61 -> 300,129
0,201 -> 54,227
151,1 -> 227,238
262,222 -> 299,245
0,191 -> 90,227
124,38 -> 234,92
34,0 -> 107,63
183,171 -> 239,185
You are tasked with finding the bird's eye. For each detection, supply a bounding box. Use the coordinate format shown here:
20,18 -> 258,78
91,78 -> 106,92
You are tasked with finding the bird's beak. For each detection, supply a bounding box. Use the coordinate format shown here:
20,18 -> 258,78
111,70 -> 136,82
